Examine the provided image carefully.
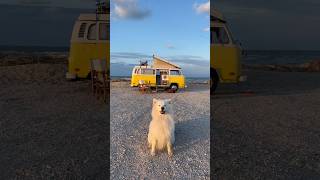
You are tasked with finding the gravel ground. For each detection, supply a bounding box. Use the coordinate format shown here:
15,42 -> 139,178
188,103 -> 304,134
110,82 -> 210,179
212,70 -> 320,179
0,63 -> 109,179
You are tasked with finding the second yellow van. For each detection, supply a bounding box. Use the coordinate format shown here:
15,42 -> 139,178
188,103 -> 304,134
211,9 -> 246,92
66,4 -> 109,80
131,55 -> 186,92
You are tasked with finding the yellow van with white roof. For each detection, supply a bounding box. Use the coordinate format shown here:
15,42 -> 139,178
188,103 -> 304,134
211,9 -> 246,92
66,2 -> 109,80
131,55 -> 186,91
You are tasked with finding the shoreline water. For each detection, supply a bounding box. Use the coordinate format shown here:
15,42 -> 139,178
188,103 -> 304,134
1,50 -> 320,72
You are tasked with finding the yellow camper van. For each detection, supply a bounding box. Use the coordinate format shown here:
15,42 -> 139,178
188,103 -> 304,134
131,55 -> 186,92
66,2 -> 109,80
211,9 -> 246,92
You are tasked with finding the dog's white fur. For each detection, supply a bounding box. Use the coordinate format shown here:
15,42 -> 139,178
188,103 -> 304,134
148,98 -> 175,156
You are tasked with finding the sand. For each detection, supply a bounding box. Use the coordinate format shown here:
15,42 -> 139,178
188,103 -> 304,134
110,82 -> 210,179
2,52 -> 319,179
212,69 -> 320,179
0,61 -> 109,179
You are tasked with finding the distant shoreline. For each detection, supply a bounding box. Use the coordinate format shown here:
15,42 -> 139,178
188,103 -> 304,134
0,46 -> 69,53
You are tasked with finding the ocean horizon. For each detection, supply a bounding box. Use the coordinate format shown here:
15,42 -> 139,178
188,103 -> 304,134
1,45 -> 320,65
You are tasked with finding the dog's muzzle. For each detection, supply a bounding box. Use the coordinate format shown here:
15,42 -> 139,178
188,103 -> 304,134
160,107 -> 165,114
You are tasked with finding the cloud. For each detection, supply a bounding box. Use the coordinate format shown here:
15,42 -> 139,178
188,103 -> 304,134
166,43 -> 175,49
112,0 -> 150,20
111,52 -> 152,61
203,27 -> 209,32
194,1 -> 210,14
167,55 -> 209,67
111,52 -> 209,77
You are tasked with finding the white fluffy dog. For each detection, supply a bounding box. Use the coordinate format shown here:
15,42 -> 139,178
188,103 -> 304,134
148,98 -> 175,157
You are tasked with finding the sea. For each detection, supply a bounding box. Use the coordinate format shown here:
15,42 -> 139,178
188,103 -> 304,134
1,46 -> 320,65
243,50 -> 320,65
0,46 -> 69,53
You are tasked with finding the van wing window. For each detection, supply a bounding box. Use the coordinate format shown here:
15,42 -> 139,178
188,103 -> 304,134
87,23 -> 97,40
99,23 -> 109,40
212,27 -> 229,44
78,23 -> 87,38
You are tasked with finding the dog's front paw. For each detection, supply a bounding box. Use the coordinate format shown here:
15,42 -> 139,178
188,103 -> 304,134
151,151 -> 156,156
168,151 -> 173,157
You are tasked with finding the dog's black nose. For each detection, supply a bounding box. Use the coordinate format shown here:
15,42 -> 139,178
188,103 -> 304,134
161,107 -> 164,110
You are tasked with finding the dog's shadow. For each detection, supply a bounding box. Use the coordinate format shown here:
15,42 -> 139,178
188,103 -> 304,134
174,117 -> 209,153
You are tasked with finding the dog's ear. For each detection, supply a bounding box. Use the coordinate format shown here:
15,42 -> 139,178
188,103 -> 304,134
153,98 -> 157,104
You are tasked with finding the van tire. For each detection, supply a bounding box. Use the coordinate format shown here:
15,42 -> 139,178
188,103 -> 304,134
169,84 -> 178,93
211,69 -> 219,93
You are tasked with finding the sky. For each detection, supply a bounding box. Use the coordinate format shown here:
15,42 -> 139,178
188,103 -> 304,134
214,0 -> 320,50
110,0 -> 210,77
1,0 -> 319,75
0,0 -> 98,47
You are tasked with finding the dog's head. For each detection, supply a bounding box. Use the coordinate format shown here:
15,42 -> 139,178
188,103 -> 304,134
153,98 -> 172,115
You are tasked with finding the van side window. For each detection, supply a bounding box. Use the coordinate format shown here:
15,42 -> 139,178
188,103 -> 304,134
141,69 -> 155,75
99,23 -> 108,40
212,27 -> 229,44
78,23 -> 87,38
87,24 -> 97,40
170,70 -> 180,75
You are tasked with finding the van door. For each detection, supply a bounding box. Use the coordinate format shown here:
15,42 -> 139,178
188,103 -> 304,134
156,69 -> 161,85
212,24 -> 241,83
160,70 -> 169,85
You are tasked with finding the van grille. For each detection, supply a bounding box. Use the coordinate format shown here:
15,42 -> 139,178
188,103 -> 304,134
78,23 -> 87,38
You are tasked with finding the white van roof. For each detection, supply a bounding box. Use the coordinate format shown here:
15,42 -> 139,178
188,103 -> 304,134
78,14 -> 108,21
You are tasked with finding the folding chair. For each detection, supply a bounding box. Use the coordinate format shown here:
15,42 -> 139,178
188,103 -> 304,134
90,59 -> 109,103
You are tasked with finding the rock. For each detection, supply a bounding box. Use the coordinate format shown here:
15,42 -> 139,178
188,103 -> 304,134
304,60 -> 320,72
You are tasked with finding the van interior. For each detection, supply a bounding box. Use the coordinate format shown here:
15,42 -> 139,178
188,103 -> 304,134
156,69 -> 169,85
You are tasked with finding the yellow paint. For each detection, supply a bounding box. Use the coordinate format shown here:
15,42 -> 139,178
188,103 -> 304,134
67,14 -> 109,79
168,75 -> 186,88
68,42 -> 109,78
211,9 -> 244,84
131,74 -> 156,86
131,68 -> 186,89
211,44 -> 241,83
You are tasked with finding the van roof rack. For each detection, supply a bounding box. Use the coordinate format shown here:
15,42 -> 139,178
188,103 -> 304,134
139,60 -> 148,67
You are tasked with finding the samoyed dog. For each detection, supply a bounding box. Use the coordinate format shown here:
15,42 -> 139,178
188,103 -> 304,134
148,98 -> 175,157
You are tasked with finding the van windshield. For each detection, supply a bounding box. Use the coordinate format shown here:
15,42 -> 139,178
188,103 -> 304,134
212,27 -> 229,44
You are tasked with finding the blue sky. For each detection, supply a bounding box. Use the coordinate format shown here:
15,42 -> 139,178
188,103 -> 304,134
110,0 -> 210,77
